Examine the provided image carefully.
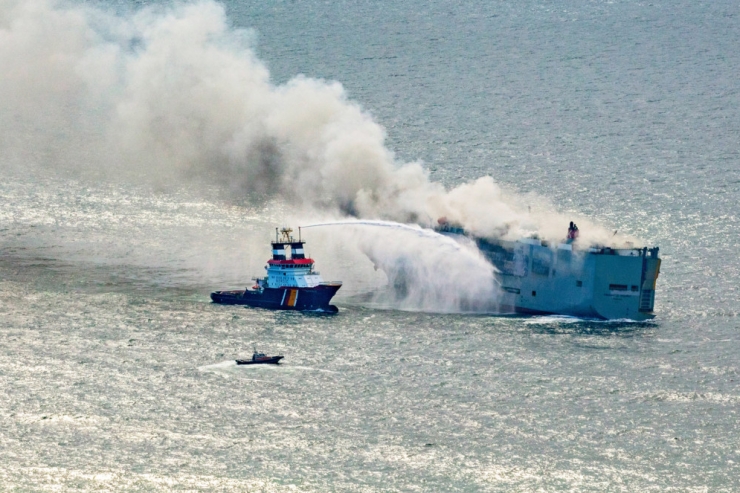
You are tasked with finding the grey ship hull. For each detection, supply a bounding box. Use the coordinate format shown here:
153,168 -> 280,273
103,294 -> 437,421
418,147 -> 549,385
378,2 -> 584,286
445,231 -> 661,321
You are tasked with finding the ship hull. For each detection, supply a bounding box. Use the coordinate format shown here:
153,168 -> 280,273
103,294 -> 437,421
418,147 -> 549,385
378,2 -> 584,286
493,245 -> 660,321
438,229 -> 661,321
500,303 -> 654,321
211,284 -> 341,312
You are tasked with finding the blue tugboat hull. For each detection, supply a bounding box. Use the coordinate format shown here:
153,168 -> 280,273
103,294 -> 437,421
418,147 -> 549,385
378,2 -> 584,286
211,284 -> 341,312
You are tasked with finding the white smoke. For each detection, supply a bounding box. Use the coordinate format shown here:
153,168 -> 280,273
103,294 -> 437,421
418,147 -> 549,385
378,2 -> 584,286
0,0 -> 643,312
303,220 -> 499,312
0,0 -> 637,248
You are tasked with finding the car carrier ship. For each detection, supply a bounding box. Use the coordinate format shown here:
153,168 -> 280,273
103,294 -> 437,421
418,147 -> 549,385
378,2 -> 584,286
211,227 -> 342,312
437,221 -> 661,320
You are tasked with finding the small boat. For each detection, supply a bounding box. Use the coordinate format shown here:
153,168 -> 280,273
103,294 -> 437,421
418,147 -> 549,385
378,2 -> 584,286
236,349 -> 284,365
211,227 -> 342,312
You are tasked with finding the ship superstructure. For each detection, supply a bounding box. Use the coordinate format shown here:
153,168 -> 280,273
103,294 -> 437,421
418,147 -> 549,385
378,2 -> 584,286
438,223 -> 661,320
211,228 -> 342,312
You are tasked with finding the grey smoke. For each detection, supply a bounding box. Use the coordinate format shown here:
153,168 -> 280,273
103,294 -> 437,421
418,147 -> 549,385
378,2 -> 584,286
304,220 -> 499,312
0,0 -> 638,248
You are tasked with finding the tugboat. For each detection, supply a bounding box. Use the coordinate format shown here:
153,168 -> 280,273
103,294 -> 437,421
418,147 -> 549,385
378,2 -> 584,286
236,349 -> 284,365
211,227 -> 342,312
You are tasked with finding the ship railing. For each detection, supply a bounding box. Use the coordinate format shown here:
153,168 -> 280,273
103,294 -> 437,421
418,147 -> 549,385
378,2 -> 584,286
319,281 -> 343,285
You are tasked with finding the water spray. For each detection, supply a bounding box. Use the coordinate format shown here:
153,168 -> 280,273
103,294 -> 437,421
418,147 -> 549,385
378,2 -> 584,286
303,219 -> 501,313
303,219 -> 473,255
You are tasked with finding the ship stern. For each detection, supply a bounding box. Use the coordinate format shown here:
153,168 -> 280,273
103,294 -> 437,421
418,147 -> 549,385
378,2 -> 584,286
591,247 -> 661,321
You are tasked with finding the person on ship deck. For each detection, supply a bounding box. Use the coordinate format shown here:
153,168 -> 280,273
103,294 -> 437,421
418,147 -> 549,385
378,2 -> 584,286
567,221 -> 580,242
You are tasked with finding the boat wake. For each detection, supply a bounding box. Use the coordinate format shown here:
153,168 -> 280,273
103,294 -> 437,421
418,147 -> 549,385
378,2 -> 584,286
197,360 -> 236,371
196,360 -> 236,378
286,366 -> 338,374
197,360 -> 282,381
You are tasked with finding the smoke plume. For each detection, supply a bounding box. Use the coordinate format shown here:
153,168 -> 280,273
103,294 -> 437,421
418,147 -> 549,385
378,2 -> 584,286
0,0 -> 648,313
0,0 -> 637,248
304,221 -> 499,312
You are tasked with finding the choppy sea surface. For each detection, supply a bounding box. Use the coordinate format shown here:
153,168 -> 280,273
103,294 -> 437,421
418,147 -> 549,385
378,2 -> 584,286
2,0 -> 739,491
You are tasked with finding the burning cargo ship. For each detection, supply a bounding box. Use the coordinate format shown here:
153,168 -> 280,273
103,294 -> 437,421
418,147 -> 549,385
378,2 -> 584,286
437,221 -> 661,320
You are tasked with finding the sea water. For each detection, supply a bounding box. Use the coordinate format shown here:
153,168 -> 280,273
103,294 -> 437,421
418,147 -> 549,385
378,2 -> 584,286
0,0 -> 738,490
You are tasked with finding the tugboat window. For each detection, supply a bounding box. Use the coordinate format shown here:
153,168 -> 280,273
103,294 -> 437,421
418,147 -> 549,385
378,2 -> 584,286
532,291 -> 536,297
